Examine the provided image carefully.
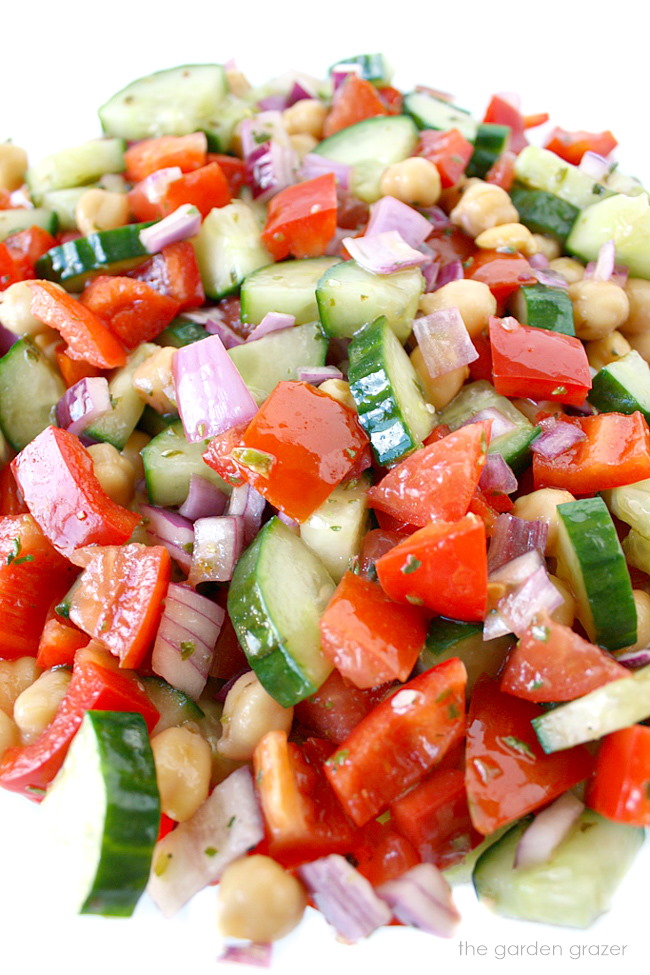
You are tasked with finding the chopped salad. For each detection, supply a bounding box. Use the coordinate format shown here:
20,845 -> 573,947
1,52 -> 650,959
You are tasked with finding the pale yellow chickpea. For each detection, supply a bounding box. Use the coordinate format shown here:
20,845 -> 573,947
548,575 -> 576,627
411,346 -> 468,410
0,709 -> 19,760
217,854 -> 307,942
75,188 -> 129,237
120,430 -> 150,483
13,669 -> 71,744
548,257 -> 585,285
568,279 -> 630,341
616,591 -> 650,655
621,278 -> 650,335
475,222 -> 537,256
511,488 -> 576,558
217,671 -> 294,761
225,66 -> 252,98
626,330 -> 650,364
132,345 -> 177,413
0,143 -> 28,192
33,327 -> 62,364
151,725 -> 212,822
283,99 -> 328,140
585,330 -> 631,372
0,281 -> 49,337
380,156 -> 442,207
289,133 -> 318,159
449,180 -> 518,238
531,234 -> 561,261
319,378 -> 356,411
87,442 -> 136,508
419,279 -> 496,340
0,657 -> 41,716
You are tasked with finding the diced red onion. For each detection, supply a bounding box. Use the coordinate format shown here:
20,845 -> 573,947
140,504 -> 194,572
173,333 -> 257,443
245,140 -> 297,202
579,151 -> 611,180
487,513 -> 548,574
202,316 -> 244,348
257,93 -> 289,111
151,582 -> 224,699
298,854 -> 391,942
482,609 -> 511,641
590,239 -> 616,282
240,112 -> 287,159
496,564 -> 563,638
138,166 -> 183,203
418,205 -> 451,230
528,252 -> 549,269
245,312 -> 295,343
343,230 -> 431,275
300,154 -> 351,189
515,793 -> 584,869
532,268 -> 570,290
147,766 -> 264,917
297,365 -> 344,385
413,308 -> 479,380
421,260 -> 440,292
433,259 -> 464,290
616,648 -> 650,669
275,509 -> 300,530
530,419 -> 587,459
227,483 -> 266,545
217,944 -> 272,969
479,453 -> 518,496
178,474 -> 229,521
287,77 -> 318,105
139,204 -> 202,253
0,323 -> 18,356
365,196 -> 433,248
376,863 -> 460,938
55,376 -> 112,437
460,407 -> 516,440
187,515 -> 244,585
488,547 -> 544,586
331,63 -> 362,91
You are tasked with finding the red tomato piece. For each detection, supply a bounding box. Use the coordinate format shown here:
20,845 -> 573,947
322,75 -> 389,138
124,133 -> 207,182
485,150 -> 517,191
500,612 -> 629,703
357,528 -> 403,578
351,819 -> 420,886
54,343 -> 104,388
366,421 -> 490,527
11,426 -> 141,557
586,725 -> 650,826
68,543 -> 171,669
377,86 -> 404,115
468,330 -> 493,382
543,126 -> 618,165
319,572 -> 428,689
532,412 -> 650,493
207,153 -> 248,197
483,94 -> 529,153
0,242 -> 22,291
417,128 -> 474,188
465,250 -> 537,303
0,466 -> 28,516
164,162 -> 231,216
324,658 -> 467,826
234,381 -> 369,522
425,226 -> 476,265
0,514 -> 78,660
261,173 -> 338,261
293,668 -> 389,745
202,421 -> 248,487
5,226 -> 56,279
375,515 -> 488,621
489,315 -> 592,407
80,275 -> 180,349
0,642 -> 159,799
127,241 -> 205,312
467,489 -> 500,536
28,281 -> 127,368
465,677 -> 595,835
36,615 -> 89,669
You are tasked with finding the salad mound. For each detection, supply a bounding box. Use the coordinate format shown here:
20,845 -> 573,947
0,52 -> 649,957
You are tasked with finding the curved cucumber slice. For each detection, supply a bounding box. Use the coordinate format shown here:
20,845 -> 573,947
35,223 -> 154,292
402,91 -> 477,141
514,145 -> 611,210
314,114 -> 418,167
26,138 -> 126,205
141,419 -> 229,508
0,207 -> 58,241
229,321 -> 328,406
193,201 -> 271,300
240,256 -> 340,326
41,710 -> 160,917
85,343 -> 157,449
472,810 -> 644,928
142,676 -> 205,734
566,192 -> 650,280
0,339 -> 65,451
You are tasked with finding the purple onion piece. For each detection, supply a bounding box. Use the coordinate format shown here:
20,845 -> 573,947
139,204 -> 202,253
301,154 -> 351,189
533,268 -> 570,290
418,205 -> 450,230
343,230 -> 431,275
188,515 -> 244,585
179,474 -> 229,521
140,504 -> 194,571
515,793 -> 585,869
591,238 -> 616,282
217,944 -> 273,969
245,139 -> 297,202
0,323 -> 18,357
227,483 -> 266,545
616,648 -> 650,669
530,420 -> 587,460
138,165 -> 183,202
529,252 -> 549,269
496,564 -> 563,638
459,407 -> 516,440
579,151 -> 611,180
287,78 -> 317,105
421,260 -> 440,292
487,513 -> 548,575
482,609 -> 512,641
257,94 -> 289,111
413,308 -> 478,380
331,64 -> 362,91
151,585 -> 224,699
479,453 -> 518,496
298,854 -> 391,942
239,111 -> 287,159
365,196 -> 433,248
245,312 -> 295,343
434,259 -> 464,290
488,546 -> 545,585
377,863 -> 460,938
296,365 -> 344,385
56,376 -> 112,437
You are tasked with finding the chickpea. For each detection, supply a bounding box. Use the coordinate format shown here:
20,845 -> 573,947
120,430 -> 150,482
151,725 -> 212,822
531,234 -> 561,262
217,671 -> 293,761
475,222 -> 537,256
33,327 -> 62,364
319,378 -> 356,411
0,657 -> 41,716
419,279 -> 496,340
616,591 -> 650,655
622,278 -> 650,335
289,133 -> 318,160
450,180 -> 518,238
0,281 -> 50,337
283,99 -> 327,140
511,488 -> 575,558
87,442 -> 136,507
626,330 -> 650,364
132,345 -> 177,414
0,709 -> 19,760
585,330 -> 631,372
75,188 -> 129,237
548,257 -> 585,285
379,156 -> 442,208
548,575 -> 576,627
225,67 -> 252,98
411,346 -> 468,410
13,669 -> 71,744
0,143 -> 28,192
568,278 -> 629,342
217,855 -> 307,942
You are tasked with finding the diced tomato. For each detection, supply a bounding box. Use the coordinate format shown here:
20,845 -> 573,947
351,819 -> 420,886
489,316 -> 592,407
390,767 -> 482,868
253,730 -> 357,867
424,226 -> 476,265
124,133 -> 207,182
485,150 -> 517,191
543,126 -> 618,165
80,275 -> 180,349
127,241 -> 205,312
377,86 -> 403,115
465,250 -> 537,303
322,75 -> 389,138
5,226 -> 57,279
294,669 -> 389,745
586,725 -> 650,826
500,612 -> 629,703
0,466 -> 28,516
319,572 -> 428,689
483,94 -> 529,153
0,514 -> 78,660
467,489 -> 500,536
202,421 -> 248,487
54,343 -> 104,388
0,641 -> 159,799
164,162 -> 231,216
0,242 -> 22,291
324,658 -> 467,826
522,112 -> 550,130
532,412 -> 650,493
28,281 -> 127,368
358,528 -> 403,578
468,330 -> 493,382
207,153 -> 248,197
67,543 -> 171,669
261,173 -> 338,261
36,615 -> 89,669
465,677 -> 595,835
375,515 -> 488,621
366,422 -> 490,527
231,381 -> 369,522
11,426 -> 141,557
373,509 -> 420,535
417,128 -> 474,188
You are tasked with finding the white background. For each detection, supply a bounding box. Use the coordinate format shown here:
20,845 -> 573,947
1,2 -> 649,973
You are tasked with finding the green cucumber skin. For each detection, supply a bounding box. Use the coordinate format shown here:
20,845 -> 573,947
587,350 -> 650,422
156,319 -> 209,348
466,124 -> 510,179
510,185 -> 579,243
0,207 -> 58,242
314,115 -> 419,167
0,339 -> 65,451
240,256 -> 341,326
141,419 -> 228,508
514,284 -> 575,336
402,91 -> 477,141
35,223 -> 154,291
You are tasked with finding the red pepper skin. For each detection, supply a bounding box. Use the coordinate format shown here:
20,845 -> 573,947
586,725 -> 650,826
207,153 -> 247,197
123,133 -> 207,182
29,281 -> 127,368
5,226 -> 57,279
293,668 -> 389,746
0,242 -> 22,291
482,94 -> 529,153
11,426 -> 141,557
351,819 -> 420,886
417,128 -> 474,188
0,642 -> 159,800
322,75 -> 389,138
80,275 -> 180,349
465,251 -> 537,303
261,173 -> 338,261
36,615 -> 89,669
127,241 -> 205,312
543,127 -> 618,165
54,343 -> 104,388
0,467 -> 28,516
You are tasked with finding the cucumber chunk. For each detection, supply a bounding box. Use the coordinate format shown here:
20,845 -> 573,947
142,676 -> 205,734
240,256 -> 340,326
35,223 -> 154,292
26,138 -> 126,205
466,123 -> 510,179
329,53 -> 392,85
0,207 -> 58,241
40,710 -> 160,917
514,146 -> 611,210
603,475 -> 650,536
314,114 -> 419,168
193,201 -> 271,300
566,192 -> 650,280
0,339 -> 65,451
141,419 -> 229,508
509,185 -> 579,244
510,283 -> 575,336
85,343 -> 157,449
472,810 -> 644,928
228,321 -> 328,405
416,618 -> 512,695
402,91 -> 477,141
299,474 -> 371,583
588,349 -> 650,420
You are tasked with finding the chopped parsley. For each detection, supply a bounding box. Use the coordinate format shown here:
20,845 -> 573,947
180,641 -> 195,659
400,554 -> 421,575
502,735 -> 536,760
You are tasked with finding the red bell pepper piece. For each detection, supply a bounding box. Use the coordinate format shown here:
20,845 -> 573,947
586,725 -> 650,826
482,94 -> 529,153
54,342 -> 104,388
28,281 -> 127,368
261,173 -> 338,261
489,315 -> 592,407
36,615 -> 89,669
127,240 -> 205,312
202,421 -> 248,487
164,162 -> 231,216
485,150 -> 517,191
324,658 -> 467,826
207,153 -> 247,197
375,514 -> 488,621
11,426 -> 141,557
322,74 -> 389,138
543,127 -> 618,165
532,412 -> 650,493
293,668 -> 388,745
123,133 -> 207,182
417,128 -> 474,188
0,466 -> 28,516
465,677 -> 595,835
319,571 -> 428,689
5,226 -> 57,279
465,250 -> 537,303
80,275 -> 180,349
0,641 -> 159,800
351,819 -> 420,886
0,242 -> 22,291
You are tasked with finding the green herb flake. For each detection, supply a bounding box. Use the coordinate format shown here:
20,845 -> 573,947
330,525 -> 342,532
180,641 -> 195,660
502,735 -> 536,760
405,594 -> 424,606
400,554 -> 421,575
345,448 -> 357,459
231,446 -> 276,477
12,554 -> 34,566
531,624 -> 550,642
5,537 -> 21,565
227,815 -> 236,828
447,702 -> 460,720
551,385 -> 567,396
154,852 -> 173,877
327,749 -> 349,769
204,847 -> 218,857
